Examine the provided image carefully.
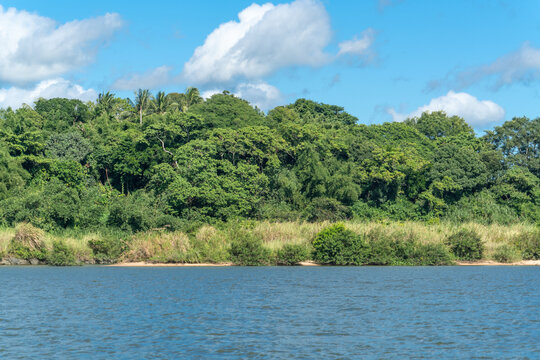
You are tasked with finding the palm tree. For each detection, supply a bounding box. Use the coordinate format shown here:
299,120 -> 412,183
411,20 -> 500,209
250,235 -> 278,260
152,91 -> 169,115
183,87 -> 202,112
97,91 -> 115,117
129,89 -> 153,125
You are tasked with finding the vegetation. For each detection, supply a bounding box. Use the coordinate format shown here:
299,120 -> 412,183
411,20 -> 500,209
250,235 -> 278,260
228,233 -> 272,266
312,223 -> 369,265
0,88 -> 538,265
445,229 -> 484,261
276,244 -> 311,265
47,240 -> 78,266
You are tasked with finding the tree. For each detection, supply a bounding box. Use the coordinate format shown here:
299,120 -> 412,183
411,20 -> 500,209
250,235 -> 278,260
0,143 -> 28,200
288,99 -> 358,126
183,87 -> 203,112
190,92 -> 264,129
96,92 -> 116,117
34,98 -> 91,132
405,111 -> 474,140
166,87 -> 203,113
152,91 -> 169,115
129,89 -> 153,125
484,117 -> 540,177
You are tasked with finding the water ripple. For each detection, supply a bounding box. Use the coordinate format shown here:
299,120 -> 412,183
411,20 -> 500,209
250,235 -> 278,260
0,266 -> 538,359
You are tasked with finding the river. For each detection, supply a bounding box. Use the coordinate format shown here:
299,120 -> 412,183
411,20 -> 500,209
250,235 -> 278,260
1,266 -> 538,359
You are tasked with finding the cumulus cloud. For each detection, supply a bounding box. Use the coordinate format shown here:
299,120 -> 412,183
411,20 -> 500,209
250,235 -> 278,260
338,28 -> 375,56
112,66 -> 174,91
0,78 -> 97,109
234,82 -> 283,110
388,91 -> 505,126
182,0 -> 332,85
200,82 -> 283,110
0,5 -> 123,85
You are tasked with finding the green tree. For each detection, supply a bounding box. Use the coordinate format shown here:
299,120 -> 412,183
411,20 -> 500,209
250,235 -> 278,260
405,111 -> 474,140
484,117 -> 540,177
129,89 -> 153,125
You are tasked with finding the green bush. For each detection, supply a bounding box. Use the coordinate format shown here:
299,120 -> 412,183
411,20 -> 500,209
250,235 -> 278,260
444,190 -> 519,225
492,244 -> 522,263
107,191 -> 166,232
7,242 -> 48,261
47,240 -> 77,266
411,243 -> 454,266
312,223 -> 369,265
365,229 -> 454,266
445,229 -> 484,260
303,198 -> 351,222
8,223 -> 48,260
276,244 -> 310,265
88,237 -> 127,264
513,230 -> 540,260
365,231 -> 405,265
228,233 -> 272,266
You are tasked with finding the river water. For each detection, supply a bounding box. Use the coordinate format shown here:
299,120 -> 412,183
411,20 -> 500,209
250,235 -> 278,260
0,266 -> 538,359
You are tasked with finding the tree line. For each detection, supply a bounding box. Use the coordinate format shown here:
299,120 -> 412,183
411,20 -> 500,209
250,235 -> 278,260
0,88 -> 538,232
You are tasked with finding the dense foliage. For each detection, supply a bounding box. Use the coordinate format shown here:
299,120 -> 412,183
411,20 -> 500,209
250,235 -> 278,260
0,89 -> 538,233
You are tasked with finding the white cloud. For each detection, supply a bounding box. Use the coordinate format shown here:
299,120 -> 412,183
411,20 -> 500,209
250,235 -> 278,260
0,5 -> 123,85
458,42 -> 540,89
378,0 -> 403,11
200,82 -> 283,110
429,42 -> 540,91
338,28 -> 375,56
0,78 -> 97,109
182,0 -> 332,85
388,91 -> 505,126
235,82 -> 283,110
112,66 -> 173,91
201,89 -> 223,99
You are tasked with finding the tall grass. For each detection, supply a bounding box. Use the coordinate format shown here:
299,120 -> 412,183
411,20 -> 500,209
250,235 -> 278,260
1,221 -> 537,264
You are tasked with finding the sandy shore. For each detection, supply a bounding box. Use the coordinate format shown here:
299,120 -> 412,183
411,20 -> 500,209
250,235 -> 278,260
108,262 -> 234,267
456,260 -> 540,266
107,260 -> 540,267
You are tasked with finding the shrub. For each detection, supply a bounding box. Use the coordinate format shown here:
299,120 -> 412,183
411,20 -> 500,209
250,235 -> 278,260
513,230 -> 540,260
444,190 -> 519,225
492,244 -> 522,263
107,191 -> 166,232
351,201 -> 387,221
13,223 -> 45,249
411,243 -> 454,266
445,229 -> 484,260
365,229 -> 454,266
8,223 -> 48,260
88,237 -> 127,263
312,223 -> 369,265
124,231 -> 191,263
48,240 -> 77,266
189,226 -> 230,263
303,198 -> 351,222
365,231 -> 403,265
228,233 -> 272,266
276,244 -> 310,265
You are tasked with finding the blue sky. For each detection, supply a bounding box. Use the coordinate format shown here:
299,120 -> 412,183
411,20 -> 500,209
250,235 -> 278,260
0,0 -> 539,131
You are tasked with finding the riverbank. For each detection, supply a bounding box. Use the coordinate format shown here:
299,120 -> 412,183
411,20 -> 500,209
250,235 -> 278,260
106,260 -> 540,267
1,221 -> 538,266
456,260 -> 540,266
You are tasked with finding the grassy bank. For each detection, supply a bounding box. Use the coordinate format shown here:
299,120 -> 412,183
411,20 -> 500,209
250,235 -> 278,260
0,221 -> 538,266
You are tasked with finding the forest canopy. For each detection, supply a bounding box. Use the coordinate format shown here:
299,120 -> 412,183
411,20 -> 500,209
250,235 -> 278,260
0,88 -> 538,232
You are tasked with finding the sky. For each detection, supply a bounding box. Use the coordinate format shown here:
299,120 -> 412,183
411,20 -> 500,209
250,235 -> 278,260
0,0 -> 539,132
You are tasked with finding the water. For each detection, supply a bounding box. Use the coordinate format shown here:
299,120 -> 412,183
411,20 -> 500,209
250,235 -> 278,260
0,266 -> 538,359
